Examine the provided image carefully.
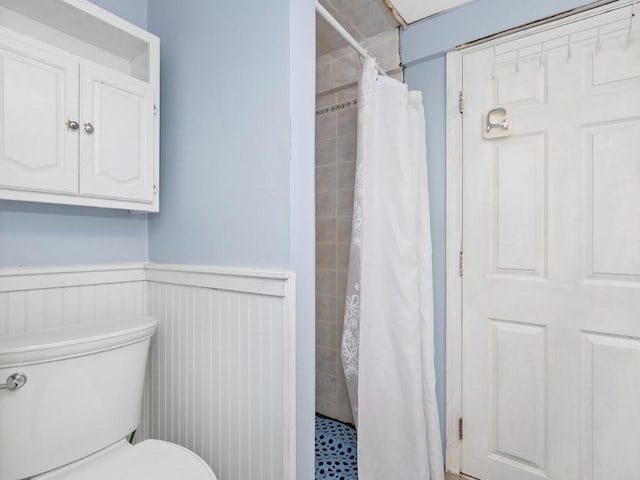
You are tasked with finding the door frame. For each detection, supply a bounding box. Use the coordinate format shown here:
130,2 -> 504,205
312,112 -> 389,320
445,47 -> 463,474
443,0 -> 638,473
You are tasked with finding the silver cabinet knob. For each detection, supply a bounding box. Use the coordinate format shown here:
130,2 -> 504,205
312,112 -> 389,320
84,122 -> 95,134
66,119 -> 80,130
0,372 -> 27,391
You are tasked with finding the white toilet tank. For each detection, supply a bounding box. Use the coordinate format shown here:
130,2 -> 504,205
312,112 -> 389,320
0,317 -> 157,480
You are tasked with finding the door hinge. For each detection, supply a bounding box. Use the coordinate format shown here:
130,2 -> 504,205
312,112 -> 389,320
153,184 -> 158,193
458,417 -> 463,440
459,251 -> 464,277
153,104 -> 158,116
458,90 -> 464,114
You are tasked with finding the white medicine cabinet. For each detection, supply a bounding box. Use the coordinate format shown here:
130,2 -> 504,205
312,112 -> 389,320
0,0 -> 160,211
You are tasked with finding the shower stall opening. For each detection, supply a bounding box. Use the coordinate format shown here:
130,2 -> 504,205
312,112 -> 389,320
314,2 -> 443,479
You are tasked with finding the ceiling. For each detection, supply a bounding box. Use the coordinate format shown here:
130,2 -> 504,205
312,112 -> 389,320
316,0 -> 475,57
392,0 -> 474,24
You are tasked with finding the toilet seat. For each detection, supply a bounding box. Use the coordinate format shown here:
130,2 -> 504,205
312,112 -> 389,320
35,439 -> 217,480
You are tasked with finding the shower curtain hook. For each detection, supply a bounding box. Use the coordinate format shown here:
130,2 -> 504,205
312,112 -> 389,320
491,46 -> 497,80
538,44 -> 544,69
627,2 -> 637,46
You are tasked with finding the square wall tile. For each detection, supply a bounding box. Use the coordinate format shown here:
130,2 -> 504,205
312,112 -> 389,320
316,62 -> 331,92
337,161 -> 356,190
316,138 -> 337,166
336,85 -> 358,103
316,268 -> 337,296
336,269 -> 348,299
316,218 -> 337,243
317,320 -> 338,349
337,106 -> 357,137
336,216 -> 352,243
317,346 -> 339,377
337,296 -> 347,324
316,243 -> 337,269
316,397 -> 336,418
316,191 -> 337,218
317,295 -> 338,324
333,402 -> 355,425
336,316 -> 344,343
337,243 -> 351,268
316,92 -> 336,110
337,189 -> 354,217
317,373 -> 338,403
317,111 -> 337,141
316,164 -> 337,193
337,134 -> 357,163
332,53 -> 361,87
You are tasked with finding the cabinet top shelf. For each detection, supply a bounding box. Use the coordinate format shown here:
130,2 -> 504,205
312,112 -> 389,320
0,0 -> 158,82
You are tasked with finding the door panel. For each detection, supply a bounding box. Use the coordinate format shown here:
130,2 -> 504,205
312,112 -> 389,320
462,4 -> 640,480
80,66 -> 154,202
581,332 -> 640,479
492,133 -> 547,277
0,36 -> 78,194
586,120 -> 640,277
489,319 -> 546,472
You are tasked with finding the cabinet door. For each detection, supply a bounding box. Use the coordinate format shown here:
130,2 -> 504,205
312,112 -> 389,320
0,36 -> 79,194
80,66 -> 154,202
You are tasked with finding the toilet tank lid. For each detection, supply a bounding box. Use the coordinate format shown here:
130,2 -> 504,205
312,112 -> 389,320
0,317 -> 157,367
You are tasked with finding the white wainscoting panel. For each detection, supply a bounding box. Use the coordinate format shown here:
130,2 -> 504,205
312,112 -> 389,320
145,263 -> 296,480
0,264 -> 147,334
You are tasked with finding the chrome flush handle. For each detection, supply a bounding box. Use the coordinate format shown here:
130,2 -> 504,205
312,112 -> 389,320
0,372 -> 27,391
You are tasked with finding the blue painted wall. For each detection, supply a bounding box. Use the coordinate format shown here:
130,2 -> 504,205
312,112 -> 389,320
147,0 -> 292,269
0,0 -> 149,268
401,0 -> 592,446
0,202 -> 148,267
289,0 -> 316,477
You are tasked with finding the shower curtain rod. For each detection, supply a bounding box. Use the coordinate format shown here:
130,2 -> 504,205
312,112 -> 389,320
316,1 -> 389,77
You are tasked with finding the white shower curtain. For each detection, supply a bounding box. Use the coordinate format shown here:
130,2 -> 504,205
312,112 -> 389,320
341,58 -> 444,480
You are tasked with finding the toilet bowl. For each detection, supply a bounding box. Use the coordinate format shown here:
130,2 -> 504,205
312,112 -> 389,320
0,317 -> 217,480
34,439 -> 215,480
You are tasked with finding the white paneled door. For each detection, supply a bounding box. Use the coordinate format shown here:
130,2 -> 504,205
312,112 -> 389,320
461,4 -> 640,480
80,66 -> 154,203
0,34 -> 79,194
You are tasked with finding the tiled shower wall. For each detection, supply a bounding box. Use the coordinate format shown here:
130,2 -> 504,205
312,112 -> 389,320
315,30 -> 401,424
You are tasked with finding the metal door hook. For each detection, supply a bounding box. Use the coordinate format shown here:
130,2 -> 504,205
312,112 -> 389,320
484,107 -> 512,139
486,107 -> 509,132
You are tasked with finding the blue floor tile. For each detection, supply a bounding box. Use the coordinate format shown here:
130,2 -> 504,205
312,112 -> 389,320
315,415 -> 357,480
